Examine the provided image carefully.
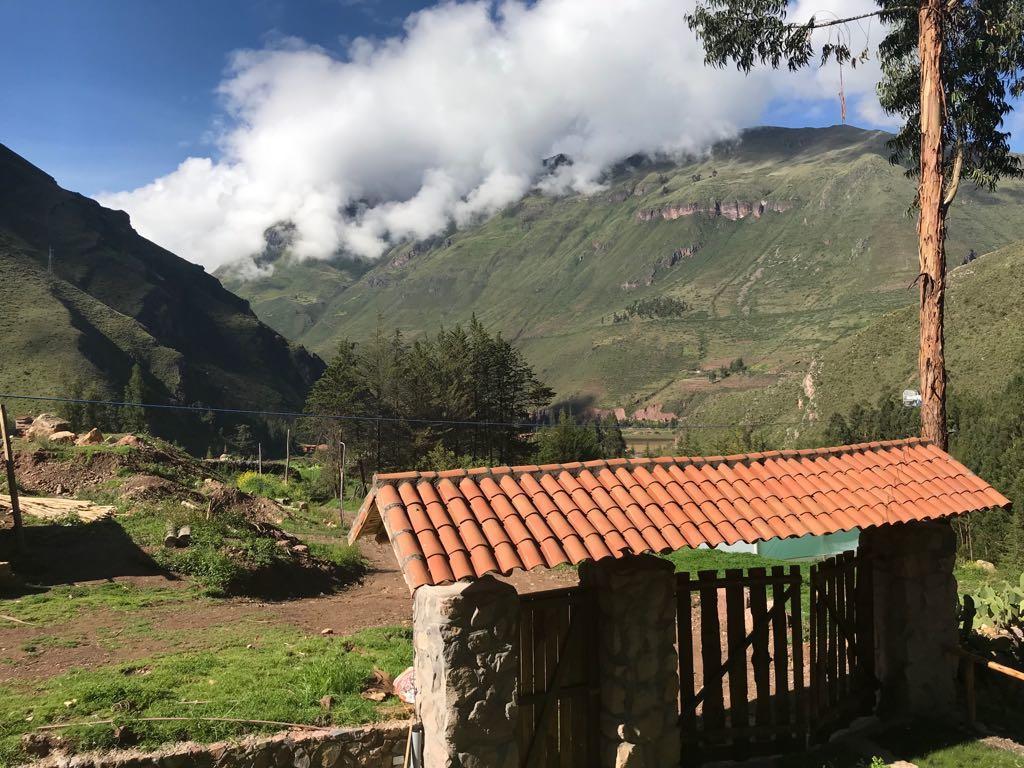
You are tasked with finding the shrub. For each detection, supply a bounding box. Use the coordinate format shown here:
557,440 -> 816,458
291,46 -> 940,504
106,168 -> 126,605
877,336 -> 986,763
975,574 -> 1024,659
236,470 -> 290,500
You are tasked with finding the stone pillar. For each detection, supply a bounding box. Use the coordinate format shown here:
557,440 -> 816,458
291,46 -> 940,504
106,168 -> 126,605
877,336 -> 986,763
413,576 -> 519,768
859,520 -> 958,718
581,554 -> 680,768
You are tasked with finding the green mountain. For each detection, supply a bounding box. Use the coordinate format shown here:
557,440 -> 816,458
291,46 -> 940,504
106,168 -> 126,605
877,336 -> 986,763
801,240 -> 1024,426
0,143 -> 324,414
220,126 -> 1024,422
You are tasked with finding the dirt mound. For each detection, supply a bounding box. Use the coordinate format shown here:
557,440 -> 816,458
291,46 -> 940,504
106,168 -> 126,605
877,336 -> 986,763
119,474 -> 202,504
233,520 -> 355,598
12,435 -> 214,499
14,448 -> 124,496
202,479 -> 285,524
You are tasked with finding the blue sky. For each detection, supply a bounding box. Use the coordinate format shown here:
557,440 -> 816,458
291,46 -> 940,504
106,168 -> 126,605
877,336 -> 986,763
4,0 -> 1021,270
0,0 -> 426,193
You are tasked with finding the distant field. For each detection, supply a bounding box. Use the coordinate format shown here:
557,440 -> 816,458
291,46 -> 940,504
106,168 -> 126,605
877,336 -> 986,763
623,427 -> 676,456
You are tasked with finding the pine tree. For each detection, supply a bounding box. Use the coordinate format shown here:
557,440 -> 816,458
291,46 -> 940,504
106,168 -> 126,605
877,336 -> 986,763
535,412 -> 601,464
599,414 -> 627,459
121,364 -> 148,434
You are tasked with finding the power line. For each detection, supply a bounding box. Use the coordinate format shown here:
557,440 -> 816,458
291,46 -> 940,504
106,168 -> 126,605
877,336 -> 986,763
0,392 -> 803,432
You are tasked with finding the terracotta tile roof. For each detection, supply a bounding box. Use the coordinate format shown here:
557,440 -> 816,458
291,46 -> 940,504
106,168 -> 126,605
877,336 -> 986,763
349,438 -> 1010,591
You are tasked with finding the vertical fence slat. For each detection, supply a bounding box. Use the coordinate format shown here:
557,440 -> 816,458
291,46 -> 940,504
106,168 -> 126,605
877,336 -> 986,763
699,570 -> 725,742
817,564 -> 830,726
724,568 -> 749,759
677,572 -> 698,759
561,601 -> 573,768
808,563 -> 818,732
790,564 -> 806,746
842,551 -> 856,706
519,600 -> 535,764
748,567 -> 772,745
769,566 -> 791,748
827,563 -> 840,712
587,587 -> 600,767
855,550 -> 875,712
834,558 -> 847,706
544,604 -> 560,763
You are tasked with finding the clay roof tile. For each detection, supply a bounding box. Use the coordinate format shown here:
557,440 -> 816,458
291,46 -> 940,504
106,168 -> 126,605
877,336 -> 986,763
358,438 -> 1008,590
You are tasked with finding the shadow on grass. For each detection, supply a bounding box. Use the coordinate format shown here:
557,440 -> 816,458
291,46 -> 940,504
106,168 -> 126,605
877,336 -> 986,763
1,518 -> 172,593
779,719 -> 1024,768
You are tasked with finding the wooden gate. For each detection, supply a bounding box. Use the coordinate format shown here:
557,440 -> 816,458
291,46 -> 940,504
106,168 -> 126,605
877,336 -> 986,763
516,585 -> 599,768
808,551 -> 875,738
677,566 -> 805,766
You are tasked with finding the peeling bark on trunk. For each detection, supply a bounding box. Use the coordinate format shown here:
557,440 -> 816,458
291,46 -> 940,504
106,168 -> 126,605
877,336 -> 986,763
918,0 -> 948,451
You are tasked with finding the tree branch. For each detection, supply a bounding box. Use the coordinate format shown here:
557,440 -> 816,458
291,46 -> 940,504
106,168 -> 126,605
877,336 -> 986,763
943,143 -> 964,209
788,7 -> 917,31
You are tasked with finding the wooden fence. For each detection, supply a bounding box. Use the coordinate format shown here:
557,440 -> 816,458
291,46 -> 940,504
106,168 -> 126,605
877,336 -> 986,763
677,566 -> 805,766
516,585 -> 599,768
808,551 -> 875,738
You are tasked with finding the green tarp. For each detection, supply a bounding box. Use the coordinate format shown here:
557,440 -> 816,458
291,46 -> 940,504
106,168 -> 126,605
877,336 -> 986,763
756,529 -> 860,561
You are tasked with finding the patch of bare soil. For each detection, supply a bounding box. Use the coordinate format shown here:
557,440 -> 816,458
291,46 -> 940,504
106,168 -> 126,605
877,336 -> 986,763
12,437 -> 205,499
119,475 -> 201,504
982,735 -> 1024,756
0,539 -> 580,684
203,480 -> 285,524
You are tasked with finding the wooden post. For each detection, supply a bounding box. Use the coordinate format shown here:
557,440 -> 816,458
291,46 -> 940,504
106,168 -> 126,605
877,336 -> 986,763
0,404 -> 25,552
284,428 -> 290,485
917,0 -> 948,450
257,442 -> 262,475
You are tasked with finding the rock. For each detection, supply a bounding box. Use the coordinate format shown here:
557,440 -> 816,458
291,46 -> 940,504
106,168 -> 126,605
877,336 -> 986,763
47,430 -> 76,444
320,627 -> 334,635
889,762 -> 919,768
75,428 -> 104,445
297,501 -> 310,512
319,694 -> 335,710
293,544 -> 310,555
115,434 -> 144,448
25,413 -> 71,441
20,732 -> 65,757
975,559 -> 997,572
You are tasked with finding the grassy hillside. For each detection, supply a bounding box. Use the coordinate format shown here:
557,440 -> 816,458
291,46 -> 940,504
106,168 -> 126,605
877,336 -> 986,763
0,144 -> 324,414
224,126 -> 1024,420
678,239 -> 1024,445
808,240 -> 1024,422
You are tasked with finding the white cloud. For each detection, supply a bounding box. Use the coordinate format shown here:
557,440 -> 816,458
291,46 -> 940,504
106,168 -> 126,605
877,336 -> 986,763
97,0 -> 889,271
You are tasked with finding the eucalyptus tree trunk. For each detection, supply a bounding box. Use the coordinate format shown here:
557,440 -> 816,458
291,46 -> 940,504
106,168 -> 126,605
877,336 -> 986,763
917,0 -> 948,450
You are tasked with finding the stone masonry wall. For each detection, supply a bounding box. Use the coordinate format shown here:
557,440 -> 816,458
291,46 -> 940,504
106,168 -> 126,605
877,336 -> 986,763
581,554 -> 680,768
859,520 -> 959,718
413,576 -> 519,768
26,722 -> 411,768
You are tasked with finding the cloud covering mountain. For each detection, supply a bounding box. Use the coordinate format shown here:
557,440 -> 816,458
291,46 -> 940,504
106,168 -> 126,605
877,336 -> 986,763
98,0 -> 888,271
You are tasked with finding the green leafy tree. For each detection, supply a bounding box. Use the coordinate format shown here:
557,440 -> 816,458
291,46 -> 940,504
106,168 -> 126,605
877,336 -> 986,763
598,414 -> 628,459
535,412 -> 602,464
687,0 -> 1024,450
304,320 -> 553,473
120,364 -> 148,433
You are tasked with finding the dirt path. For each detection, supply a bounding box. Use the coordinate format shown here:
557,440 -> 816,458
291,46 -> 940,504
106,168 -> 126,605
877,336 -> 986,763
0,539 -> 579,684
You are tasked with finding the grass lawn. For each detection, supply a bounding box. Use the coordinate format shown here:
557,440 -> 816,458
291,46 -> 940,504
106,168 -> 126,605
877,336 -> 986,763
780,722 -> 1024,768
1,583 -> 196,626
0,626 -> 412,766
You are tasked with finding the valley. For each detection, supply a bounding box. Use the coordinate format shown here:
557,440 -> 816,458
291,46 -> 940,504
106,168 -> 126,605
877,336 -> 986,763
220,126 -> 1024,431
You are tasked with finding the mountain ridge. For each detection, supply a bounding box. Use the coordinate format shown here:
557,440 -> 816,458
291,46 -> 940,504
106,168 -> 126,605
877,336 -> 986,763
220,125 -> 1024,424
0,143 -> 325,421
